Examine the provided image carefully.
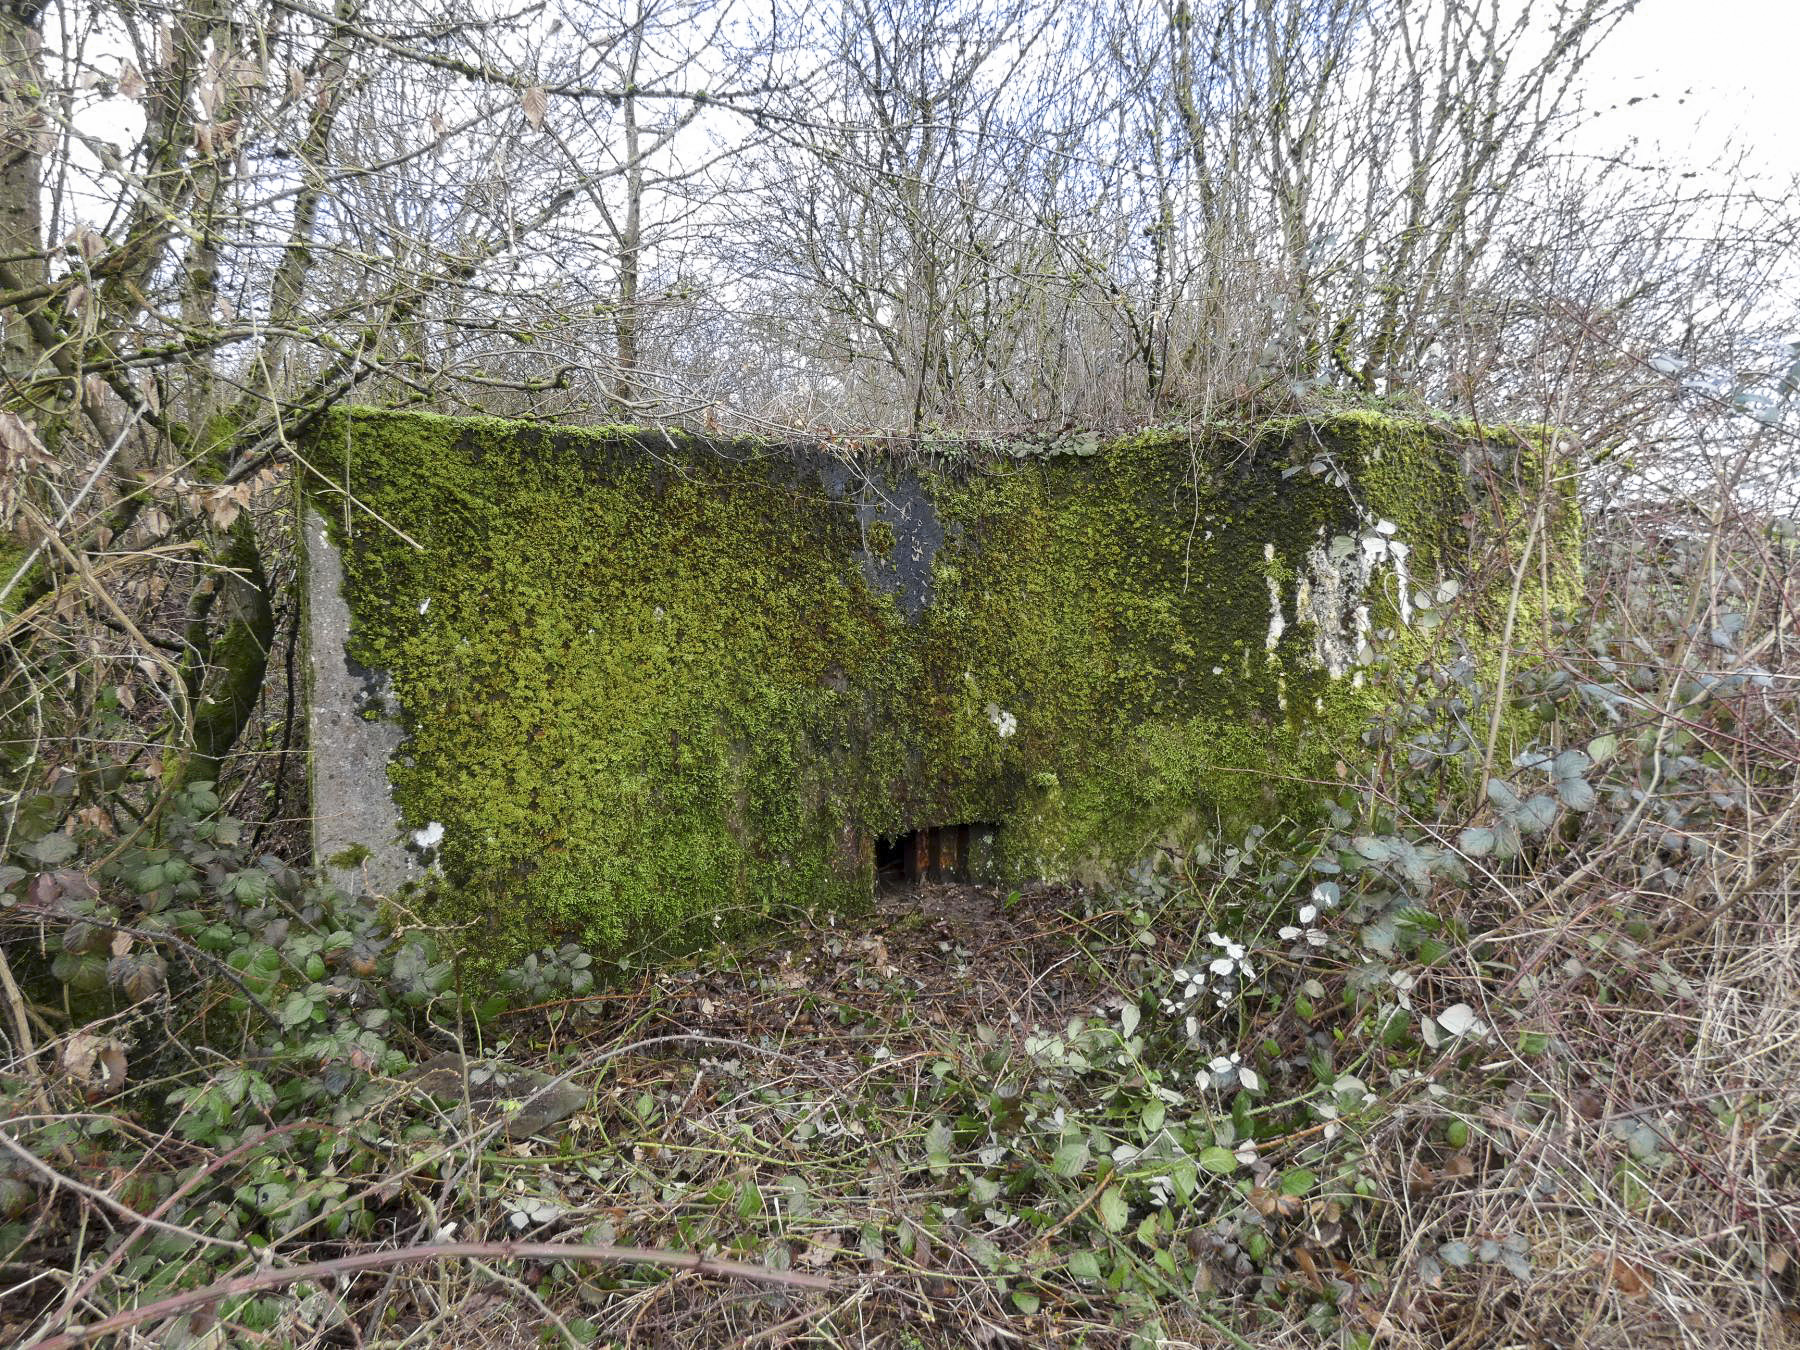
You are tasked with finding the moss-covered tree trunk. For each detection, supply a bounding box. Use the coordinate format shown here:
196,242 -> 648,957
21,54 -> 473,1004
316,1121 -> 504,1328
0,0 -> 46,381
178,519 -> 276,788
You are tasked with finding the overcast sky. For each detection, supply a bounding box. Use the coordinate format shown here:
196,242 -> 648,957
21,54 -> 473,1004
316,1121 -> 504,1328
1572,0 -> 1800,186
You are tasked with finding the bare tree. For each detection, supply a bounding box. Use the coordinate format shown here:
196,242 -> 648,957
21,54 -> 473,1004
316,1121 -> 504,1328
0,0 -> 783,806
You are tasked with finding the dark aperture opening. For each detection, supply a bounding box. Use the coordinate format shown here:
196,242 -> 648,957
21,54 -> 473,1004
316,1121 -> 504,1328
875,823 -> 997,886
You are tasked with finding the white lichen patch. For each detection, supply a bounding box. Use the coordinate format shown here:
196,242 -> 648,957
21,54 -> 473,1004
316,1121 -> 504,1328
1298,517 -> 1419,677
1263,543 -> 1286,656
1388,538 -> 1414,626
985,703 -> 1017,738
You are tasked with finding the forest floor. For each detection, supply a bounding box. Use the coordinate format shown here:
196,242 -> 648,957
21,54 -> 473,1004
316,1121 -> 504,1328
374,867 -> 1798,1350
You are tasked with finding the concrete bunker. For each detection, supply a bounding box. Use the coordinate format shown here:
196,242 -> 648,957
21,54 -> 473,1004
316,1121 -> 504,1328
299,407 -> 1574,964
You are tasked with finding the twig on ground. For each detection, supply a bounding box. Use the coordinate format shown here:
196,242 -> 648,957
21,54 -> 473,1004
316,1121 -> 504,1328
29,1240 -> 832,1349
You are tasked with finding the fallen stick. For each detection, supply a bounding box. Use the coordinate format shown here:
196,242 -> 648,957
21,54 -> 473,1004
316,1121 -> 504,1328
30,1240 -> 831,1348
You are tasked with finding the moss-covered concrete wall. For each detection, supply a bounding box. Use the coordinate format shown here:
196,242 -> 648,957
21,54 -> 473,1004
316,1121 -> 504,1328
302,408 -> 1574,962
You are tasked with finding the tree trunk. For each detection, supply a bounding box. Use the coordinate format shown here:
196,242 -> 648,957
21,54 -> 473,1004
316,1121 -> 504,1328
614,106 -> 642,409
180,518 -> 275,787
0,0 -> 47,382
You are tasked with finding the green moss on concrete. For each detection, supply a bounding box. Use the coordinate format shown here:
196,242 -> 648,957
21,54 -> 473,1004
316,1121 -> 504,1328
303,407 -> 1567,965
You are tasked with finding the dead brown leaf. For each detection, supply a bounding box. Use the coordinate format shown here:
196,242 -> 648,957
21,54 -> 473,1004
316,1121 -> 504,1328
98,1043 -> 128,1092
61,1032 -> 101,1082
1594,1250 -> 1655,1298
1406,1159 -> 1437,1197
1440,1152 -> 1475,1181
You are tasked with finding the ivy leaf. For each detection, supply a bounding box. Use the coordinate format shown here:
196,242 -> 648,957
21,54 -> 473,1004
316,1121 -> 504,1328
964,1233 -> 1001,1269
1352,835 -> 1395,863
1361,914 -> 1398,956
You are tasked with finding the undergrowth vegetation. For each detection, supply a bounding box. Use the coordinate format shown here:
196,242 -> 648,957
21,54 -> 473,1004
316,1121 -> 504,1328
2,487 -> 1795,1348
3,0 -> 1797,1341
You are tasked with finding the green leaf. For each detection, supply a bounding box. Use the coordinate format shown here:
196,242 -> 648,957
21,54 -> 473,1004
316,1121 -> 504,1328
964,1233 -> 1002,1269
1011,1289 -> 1040,1315
1556,777 -> 1597,812
924,1119 -> 953,1175
1198,1146 -> 1238,1175
1552,748 -> 1593,779
27,832 -> 76,865
1457,826 -> 1495,858
1515,794 -> 1557,834
253,1182 -> 291,1217
1050,1140 -> 1089,1179
1095,1185 -> 1129,1232
736,1179 -> 763,1219
1279,1168 -> 1316,1197
1067,1250 -> 1102,1281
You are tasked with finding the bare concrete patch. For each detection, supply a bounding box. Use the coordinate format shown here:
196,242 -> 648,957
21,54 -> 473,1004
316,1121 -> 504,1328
302,508 -> 416,896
